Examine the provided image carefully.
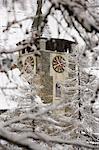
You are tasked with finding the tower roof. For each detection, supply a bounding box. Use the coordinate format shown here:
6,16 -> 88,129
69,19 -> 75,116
16,37 -> 76,54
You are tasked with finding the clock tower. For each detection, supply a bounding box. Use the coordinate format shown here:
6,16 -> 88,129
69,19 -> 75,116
17,37 -> 76,103
36,37 -> 76,103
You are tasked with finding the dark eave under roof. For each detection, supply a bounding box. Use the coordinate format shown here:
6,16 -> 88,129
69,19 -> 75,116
16,37 -> 76,53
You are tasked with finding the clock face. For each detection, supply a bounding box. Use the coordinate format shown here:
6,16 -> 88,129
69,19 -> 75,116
24,56 -> 34,73
52,55 -> 66,73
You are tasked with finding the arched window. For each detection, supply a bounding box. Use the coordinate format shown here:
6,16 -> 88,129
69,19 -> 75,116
56,82 -> 61,97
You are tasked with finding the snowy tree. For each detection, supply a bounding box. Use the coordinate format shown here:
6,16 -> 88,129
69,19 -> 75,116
0,0 -> 99,150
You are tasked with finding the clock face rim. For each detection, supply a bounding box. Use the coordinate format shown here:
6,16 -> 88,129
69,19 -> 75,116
24,56 -> 34,73
52,55 -> 66,73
